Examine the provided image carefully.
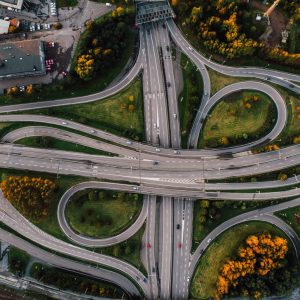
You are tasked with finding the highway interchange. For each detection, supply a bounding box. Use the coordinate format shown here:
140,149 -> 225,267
0,4 -> 299,300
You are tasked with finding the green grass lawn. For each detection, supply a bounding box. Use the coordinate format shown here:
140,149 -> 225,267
25,78 -> 145,141
276,206 -> 300,238
208,68 -> 247,95
190,221 -> 295,299
56,0 -> 77,8
66,190 -> 142,238
192,199 -> 281,252
198,90 -> 276,148
17,136 -> 113,156
271,87 -> 300,146
97,225 -> 146,272
8,247 -> 30,277
179,54 -> 203,148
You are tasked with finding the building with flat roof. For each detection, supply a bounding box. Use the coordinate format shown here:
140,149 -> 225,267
0,0 -> 23,10
0,39 -> 45,80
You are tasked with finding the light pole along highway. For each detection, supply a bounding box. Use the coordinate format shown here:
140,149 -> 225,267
0,1 -> 299,299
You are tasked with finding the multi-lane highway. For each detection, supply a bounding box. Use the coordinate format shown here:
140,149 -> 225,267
0,4 -> 299,300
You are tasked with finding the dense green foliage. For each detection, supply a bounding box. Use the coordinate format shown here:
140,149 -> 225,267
172,0 -> 300,67
66,189 -> 142,238
8,247 -> 30,277
30,263 -> 125,298
74,10 -> 135,80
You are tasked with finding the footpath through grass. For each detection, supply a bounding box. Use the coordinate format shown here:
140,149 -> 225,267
25,78 -> 145,141
179,54 -> 203,148
66,190 -> 143,239
198,90 -> 276,148
190,221 -> 294,299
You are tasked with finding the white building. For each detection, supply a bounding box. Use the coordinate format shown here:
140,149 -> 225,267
0,19 -> 10,35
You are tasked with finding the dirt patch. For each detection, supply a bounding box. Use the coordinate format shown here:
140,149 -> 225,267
250,0 -> 288,46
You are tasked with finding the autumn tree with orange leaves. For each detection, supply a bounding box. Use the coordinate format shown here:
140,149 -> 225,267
1,176 -> 56,220
217,233 -> 294,299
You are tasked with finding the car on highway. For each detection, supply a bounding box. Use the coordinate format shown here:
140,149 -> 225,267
174,150 -> 180,154
153,161 -> 159,165
62,121 -> 68,125
90,129 -> 96,133
152,267 -> 156,273
178,243 -> 182,248
167,82 -> 171,87
173,113 -> 177,119
153,123 -> 157,129
207,238 -> 212,243
126,140 -> 132,145
132,186 -> 139,191
176,224 -> 180,229
155,148 -> 161,152
166,45 -> 170,52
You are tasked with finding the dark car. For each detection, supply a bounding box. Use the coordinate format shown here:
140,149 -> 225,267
167,82 -> 171,87
177,224 -> 180,229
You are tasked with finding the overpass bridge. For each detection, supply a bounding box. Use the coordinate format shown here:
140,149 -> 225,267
135,0 -> 175,25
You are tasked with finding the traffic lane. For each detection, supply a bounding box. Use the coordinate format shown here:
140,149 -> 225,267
0,193 -> 151,298
0,229 -> 140,298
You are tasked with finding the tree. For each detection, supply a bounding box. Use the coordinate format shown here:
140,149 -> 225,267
278,173 -> 288,181
1,176 -> 56,219
53,22 -> 62,30
75,54 -> 94,80
217,234 -> 289,298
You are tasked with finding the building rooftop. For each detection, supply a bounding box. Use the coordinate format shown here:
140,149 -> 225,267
0,39 -> 45,79
0,0 -> 23,9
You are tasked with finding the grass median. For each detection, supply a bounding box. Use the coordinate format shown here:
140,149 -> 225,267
24,78 -> 145,141
198,90 -> 276,148
66,189 -> 143,239
179,54 -> 204,148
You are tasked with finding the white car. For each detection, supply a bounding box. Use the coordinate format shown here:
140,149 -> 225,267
62,121 -> 68,125
36,24 -> 41,30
